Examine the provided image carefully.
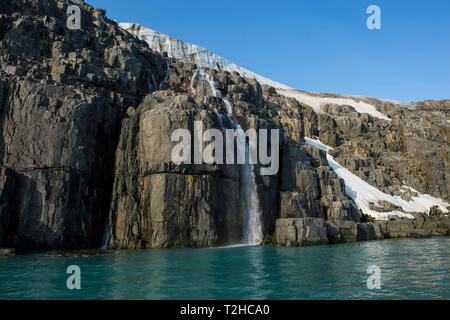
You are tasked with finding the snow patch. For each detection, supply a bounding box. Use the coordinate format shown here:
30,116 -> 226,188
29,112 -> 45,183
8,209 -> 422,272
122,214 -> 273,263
119,22 -> 290,90
305,137 -> 449,220
280,90 -> 391,121
120,22 -> 394,122
119,22 -> 448,221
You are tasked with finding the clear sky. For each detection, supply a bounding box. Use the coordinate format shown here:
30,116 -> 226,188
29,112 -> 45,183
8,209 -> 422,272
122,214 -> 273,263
88,0 -> 450,102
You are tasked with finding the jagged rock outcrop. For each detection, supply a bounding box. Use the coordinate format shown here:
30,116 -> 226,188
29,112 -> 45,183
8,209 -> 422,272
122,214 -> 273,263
275,218 -> 328,247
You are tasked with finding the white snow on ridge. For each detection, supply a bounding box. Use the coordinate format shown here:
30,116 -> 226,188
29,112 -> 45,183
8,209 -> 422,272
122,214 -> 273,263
119,22 -> 391,121
119,22 -> 448,220
305,137 -> 449,220
279,89 -> 391,121
119,22 -> 291,90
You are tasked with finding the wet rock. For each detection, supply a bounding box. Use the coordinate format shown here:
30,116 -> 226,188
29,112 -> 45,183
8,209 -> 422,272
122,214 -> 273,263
385,220 -> 415,238
326,220 -> 342,244
409,230 -> 432,238
0,248 -> 15,256
357,223 -> 378,241
333,220 -> 358,243
276,218 -> 328,246
45,250 -> 118,257
373,222 -> 385,240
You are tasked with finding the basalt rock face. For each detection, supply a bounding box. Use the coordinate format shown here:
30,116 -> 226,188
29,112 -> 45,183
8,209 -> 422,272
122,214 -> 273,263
1,1 -> 449,251
313,99 -> 450,203
276,218 -> 328,247
264,92 -> 362,223
108,93 -> 233,248
106,61 -> 362,249
0,0 -> 166,250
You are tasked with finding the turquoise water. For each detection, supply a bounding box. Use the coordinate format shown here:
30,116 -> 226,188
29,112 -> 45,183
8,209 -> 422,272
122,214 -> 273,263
1,238 -> 449,300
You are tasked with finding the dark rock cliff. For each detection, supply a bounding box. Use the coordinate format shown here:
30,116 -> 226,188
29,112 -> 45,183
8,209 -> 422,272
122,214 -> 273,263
0,0 -> 166,250
0,0 -> 448,251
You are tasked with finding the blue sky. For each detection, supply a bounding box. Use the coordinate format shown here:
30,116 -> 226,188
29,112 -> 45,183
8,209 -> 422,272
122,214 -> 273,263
89,0 -> 450,102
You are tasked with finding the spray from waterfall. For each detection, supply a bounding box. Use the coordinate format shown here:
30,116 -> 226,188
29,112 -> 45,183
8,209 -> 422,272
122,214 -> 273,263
191,68 -> 263,245
101,223 -> 109,250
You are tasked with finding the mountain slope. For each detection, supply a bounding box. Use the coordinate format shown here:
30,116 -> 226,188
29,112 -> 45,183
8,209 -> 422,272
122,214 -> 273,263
120,23 -> 399,121
0,1 -> 449,251
120,22 -> 449,221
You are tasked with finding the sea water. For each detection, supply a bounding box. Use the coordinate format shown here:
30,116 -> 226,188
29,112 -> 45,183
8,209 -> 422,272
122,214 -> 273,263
1,238 -> 449,300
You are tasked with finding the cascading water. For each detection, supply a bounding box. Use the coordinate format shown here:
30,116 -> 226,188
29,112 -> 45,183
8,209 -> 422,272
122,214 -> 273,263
101,224 -> 109,250
159,62 -> 171,90
191,68 -> 263,245
191,68 -> 221,99
238,126 -> 263,245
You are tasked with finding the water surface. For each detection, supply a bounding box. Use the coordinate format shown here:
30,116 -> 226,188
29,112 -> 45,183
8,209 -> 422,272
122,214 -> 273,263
1,238 -> 449,299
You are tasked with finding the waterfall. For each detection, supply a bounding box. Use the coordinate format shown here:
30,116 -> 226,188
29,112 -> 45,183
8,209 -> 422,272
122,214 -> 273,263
159,62 -> 171,90
191,68 -> 221,98
222,99 -> 233,116
237,125 -> 263,245
191,68 -> 263,245
101,224 -> 109,250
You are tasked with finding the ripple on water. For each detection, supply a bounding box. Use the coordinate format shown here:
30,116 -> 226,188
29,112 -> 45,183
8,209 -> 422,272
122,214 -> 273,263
0,238 -> 449,299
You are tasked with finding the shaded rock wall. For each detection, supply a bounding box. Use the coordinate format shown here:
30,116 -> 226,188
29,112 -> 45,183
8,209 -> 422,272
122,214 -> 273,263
0,0 -> 166,250
108,94 -> 229,248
